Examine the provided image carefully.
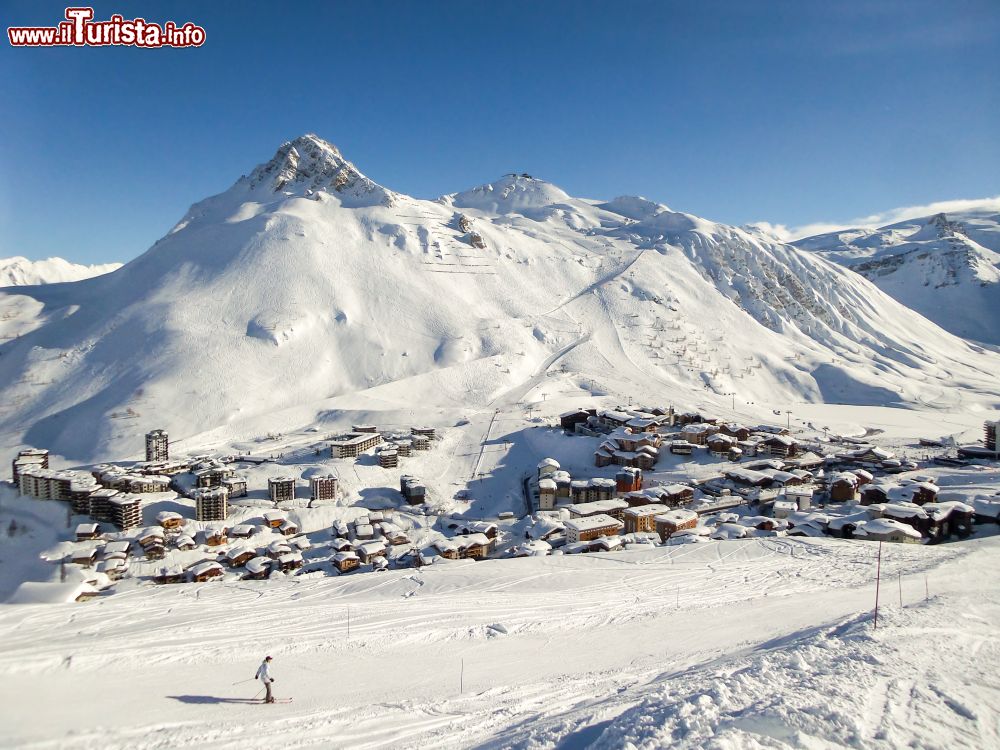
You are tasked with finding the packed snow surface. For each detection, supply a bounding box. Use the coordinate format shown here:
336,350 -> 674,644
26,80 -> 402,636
1,134 -> 999,464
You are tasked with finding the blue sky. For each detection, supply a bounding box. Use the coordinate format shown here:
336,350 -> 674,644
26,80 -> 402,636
2,0 -> 998,264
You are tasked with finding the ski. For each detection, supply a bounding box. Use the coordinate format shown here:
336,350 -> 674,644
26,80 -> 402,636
256,698 -> 293,703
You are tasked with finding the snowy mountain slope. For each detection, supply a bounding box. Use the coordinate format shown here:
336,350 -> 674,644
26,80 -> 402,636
797,211 -> 1000,345
1,134 -> 999,462
0,256 -> 121,287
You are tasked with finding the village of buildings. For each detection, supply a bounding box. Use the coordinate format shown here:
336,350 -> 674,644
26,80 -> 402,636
5,408 -> 1000,603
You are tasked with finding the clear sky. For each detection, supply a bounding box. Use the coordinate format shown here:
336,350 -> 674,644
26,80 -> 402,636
2,0 -> 998,264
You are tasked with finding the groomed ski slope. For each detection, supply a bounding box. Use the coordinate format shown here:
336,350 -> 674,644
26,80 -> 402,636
1,533 -> 996,749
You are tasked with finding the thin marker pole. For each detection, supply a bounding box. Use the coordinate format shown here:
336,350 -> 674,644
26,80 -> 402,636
874,542 -> 882,630
898,572 -> 903,608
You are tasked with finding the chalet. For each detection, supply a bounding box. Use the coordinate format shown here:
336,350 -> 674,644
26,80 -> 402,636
175,534 -> 196,550
719,423 -> 751,441
383,527 -> 410,546
229,523 -> 256,539
681,423 -> 717,446
98,557 -> 129,580
144,544 -> 166,560
622,504 -> 672,534
564,514 -> 624,543
356,541 -> 388,564
711,522 -> 749,540
598,410 -> 633,429
333,551 -> 361,573
433,538 -> 462,560
571,535 -> 625,554
193,486 -> 229,522
309,474 -> 338,501
670,440 -> 695,455
329,537 -> 353,552
676,411 -> 703,426
153,566 -> 185,585
204,528 -> 228,546
568,499 -> 629,522
736,440 -> 760,458
156,511 -> 185,530
828,474 -> 858,502
854,518 -> 922,544
853,469 -> 874,486
626,417 -> 659,433
354,523 -> 375,540
268,477 -> 295,503
760,435 -> 799,458
262,510 -> 286,529
70,547 -> 98,567
276,552 -> 304,573
290,536 -> 311,552
332,520 -> 349,538
595,429 -> 660,469
654,509 -> 698,541
724,468 -> 772,487
460,533 -> 495,560
225,546 -> 256,567
138,528 -> 165,549
75,523 -> 100,542
244,556 -> 272,579
266,540 -> 292,559
279,519 -> 298,536
330,432 -> 382,458
188,560 -> 225,582
707,433 -> 737,457
559,409 -> 593,430
458,521 -> 499,539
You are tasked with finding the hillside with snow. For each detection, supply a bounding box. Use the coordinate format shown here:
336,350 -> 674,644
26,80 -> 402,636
796,211 -> 1000,345
1,135 -> 999,465
0,256 -> 121,287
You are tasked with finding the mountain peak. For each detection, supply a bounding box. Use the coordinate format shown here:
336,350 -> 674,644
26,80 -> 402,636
244,134 -> 394,206
449,173 -> 571,214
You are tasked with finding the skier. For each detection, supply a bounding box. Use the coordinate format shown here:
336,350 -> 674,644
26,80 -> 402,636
255,655 -> 276,703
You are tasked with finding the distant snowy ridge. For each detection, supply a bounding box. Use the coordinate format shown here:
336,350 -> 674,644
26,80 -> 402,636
797,210 -> 1000,345
2,133 -> 999,461
0,256 -> 121,287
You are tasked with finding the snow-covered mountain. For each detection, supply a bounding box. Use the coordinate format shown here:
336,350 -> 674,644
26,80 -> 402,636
2,134 -> 999,462
0,256 -> 121,287
796,211 -> 1000,345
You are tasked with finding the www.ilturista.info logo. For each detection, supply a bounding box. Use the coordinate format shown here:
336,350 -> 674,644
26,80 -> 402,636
8,7 -> 206,48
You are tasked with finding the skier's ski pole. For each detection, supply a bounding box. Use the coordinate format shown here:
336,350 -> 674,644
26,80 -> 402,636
232,677 -> 255,686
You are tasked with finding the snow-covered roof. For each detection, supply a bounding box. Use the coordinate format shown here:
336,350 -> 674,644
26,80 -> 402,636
564,514 -> 624,532
654,509 -> 697,525
855,518 -> 922,539
623,503 -> 672,519
245,557 -> 271,574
